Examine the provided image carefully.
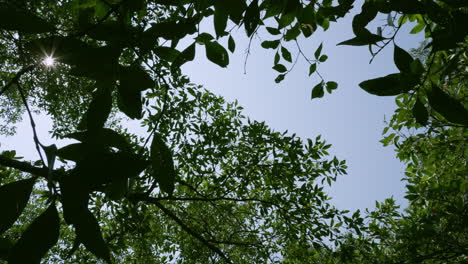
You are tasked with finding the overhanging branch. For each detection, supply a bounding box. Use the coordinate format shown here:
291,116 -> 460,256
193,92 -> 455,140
0,155 -> 48,177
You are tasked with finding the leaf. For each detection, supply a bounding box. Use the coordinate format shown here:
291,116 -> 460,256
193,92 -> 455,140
171,42 -> 196,71
394,44 -> 414,73
105,177 -> 128,201
274,52 -> 280,64
205,41 -> 229,68
59,177 -> 90,225
319,55 -> 328,62
326,81 -> 338,93
337,34 -> 385,46
412,98 -> 428,126
266,27 -> 281,35
427,84 -> 468,125
119,66 -> 155,91
151,134 -> 176,196
410,22 -> 425,34
359,73 -> 411,96
7,204 -> 60,264
81,82 -> 113,130
65,128 -> 132,152
153,46 -> 181,62
281,47 -> 292,62
228,35 -> 235,53
0,4 -> 54,33
387,13 -> 394,27
214,7 -> 228,37
244,0 -> 260,37
144,19 -> 197,40
272,64 -> 287,73
74,210 -> 111,263
261,40 -> 280,49
314,43 -> 323,59
311,82 -> 324,99
309,63 -> 317,76
284,25 -> 301,41
0,178 -> 35,234
57,143 -> 85,162
275,74 -> 285,83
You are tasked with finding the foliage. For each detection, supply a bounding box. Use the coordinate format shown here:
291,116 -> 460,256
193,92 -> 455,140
0,0 -> 467,263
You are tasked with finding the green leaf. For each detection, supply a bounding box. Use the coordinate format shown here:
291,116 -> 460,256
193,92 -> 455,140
196,33 -> 214,44
284,25 -> 301,41
0,178 -> 35,234
326,81 -> 338,93
80,82 -> 113,130
309,63 -> 317,76
412,98 -> 428,126
57,143 -> 85,162
394,44 -> 414,73
145,19 -> 197,40
0,4 -> 54,33
266,27 -> 281,35
228,35 -> 235,53
314,43 -> 323,59
214,7 -> 228,37
151,134 -> 176,196
410,22 -> 425,34
275,74 -> 285,83
281,47 -> 292,62
74,210 -> 111,263
171,42 -> 196,71
59,177 -> 90,225
272,64 -> 287,73
359,73 -> 410,96
319,55 -> 328,62
311,82 -> 324,99
274,52 -> 280,64
427,84 -> 468,125
119,66 -> 155,91
205,41 -> 229,67
7,204 -> 60,264
244,0 -> 260,37
337,34 -> 385,46
261,40 -> 281,49
153,46 -> 181,62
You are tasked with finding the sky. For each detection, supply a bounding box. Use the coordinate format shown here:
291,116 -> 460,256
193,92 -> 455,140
0,1 -> 424,213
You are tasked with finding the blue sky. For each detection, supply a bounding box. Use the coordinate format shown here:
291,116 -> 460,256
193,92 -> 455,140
0,2 -> 424,213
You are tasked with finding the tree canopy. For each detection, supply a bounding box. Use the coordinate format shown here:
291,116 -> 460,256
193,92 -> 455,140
0,0 -> 467,263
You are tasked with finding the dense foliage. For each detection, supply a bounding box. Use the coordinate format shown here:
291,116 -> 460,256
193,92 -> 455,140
0,0 -> 467,263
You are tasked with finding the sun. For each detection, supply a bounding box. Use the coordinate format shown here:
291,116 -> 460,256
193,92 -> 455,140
42,56 -> 56,67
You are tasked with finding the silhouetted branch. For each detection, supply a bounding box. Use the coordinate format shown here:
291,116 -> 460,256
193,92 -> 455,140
0,65 -> 35,96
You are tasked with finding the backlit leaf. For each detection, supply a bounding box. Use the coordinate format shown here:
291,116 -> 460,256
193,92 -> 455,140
394,44 -> 414,73
359,73 -> 410,96
74,210 -> 111,263
244,0 -> 260,37
151,134 -> 176,196
0,4 -> 54,33
0,178 -> 35,234
427,84 -> 468,125
228,35 -> 235,53
311,82 -> 324,99
205,41 -> 229,67
273,64 -> 287,73
412,98 -> 428,126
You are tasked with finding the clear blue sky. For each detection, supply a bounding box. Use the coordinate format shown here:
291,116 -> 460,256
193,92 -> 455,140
0,2 -> 423,213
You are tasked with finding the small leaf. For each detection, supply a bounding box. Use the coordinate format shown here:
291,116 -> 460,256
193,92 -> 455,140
319,55 -> 328,62
205,41 -> 229,67
272,64 -> 287,73
151,134 -> 176,196
427,84 -> 468,125
244,0 -> 260,37
412,98 -> 428,126
281,47 -> 292,62
0,178 -> 35,234
266,27 -> 281,35
387,13 -> 394,27
311,82 -> 324,99
394,44 -> 414,73
7,204 -> 60,264
275,74 -> 285,83
309,63 -> 317,76
359,73 -> 410,96
274,52 -> 280,64
261,40 -> 281,49
326,81 -> 338,93
410,22 -> 425,34
314,43 -> 323,59
228,35 -> 235,53
74,210 -> 111,263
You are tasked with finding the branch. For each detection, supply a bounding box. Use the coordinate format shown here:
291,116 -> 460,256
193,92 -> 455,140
0,155 -> 47,177
0,65 -> 35,96
129,193 -> 233,264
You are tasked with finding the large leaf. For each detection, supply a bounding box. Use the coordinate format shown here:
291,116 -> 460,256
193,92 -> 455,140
337,34 -> 385,46
214,6 -> 228,37
412,98 -> 429,126
0,178 -> 35,234
73,210 -> 111,263
119,66 -> 155,91
427,85 -> 468,125
65,128 -> 132,152
80,82 -> 113,131
171,42 -> 196,71
57,143 -> 85,162
214,0 -> 246,24
59,177 -> 90,225
117,82 -> 143,120
244,0 -> 260,37
144,19 -> 197,41
7,204 -> 60,264
205,41 -> 229,68
150,134 -> 176,196
359,73 -> 411,96
153,46 -> 181,62
394,44 -> 414,73
0,4 -> 54,33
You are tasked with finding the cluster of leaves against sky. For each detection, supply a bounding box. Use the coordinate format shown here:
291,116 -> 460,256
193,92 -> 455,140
0,0 -> 467,263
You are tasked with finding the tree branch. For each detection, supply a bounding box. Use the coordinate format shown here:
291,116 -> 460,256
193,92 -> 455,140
0,65 -> 35,96
0,155 -> 47,177
128,193 -> 232,264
